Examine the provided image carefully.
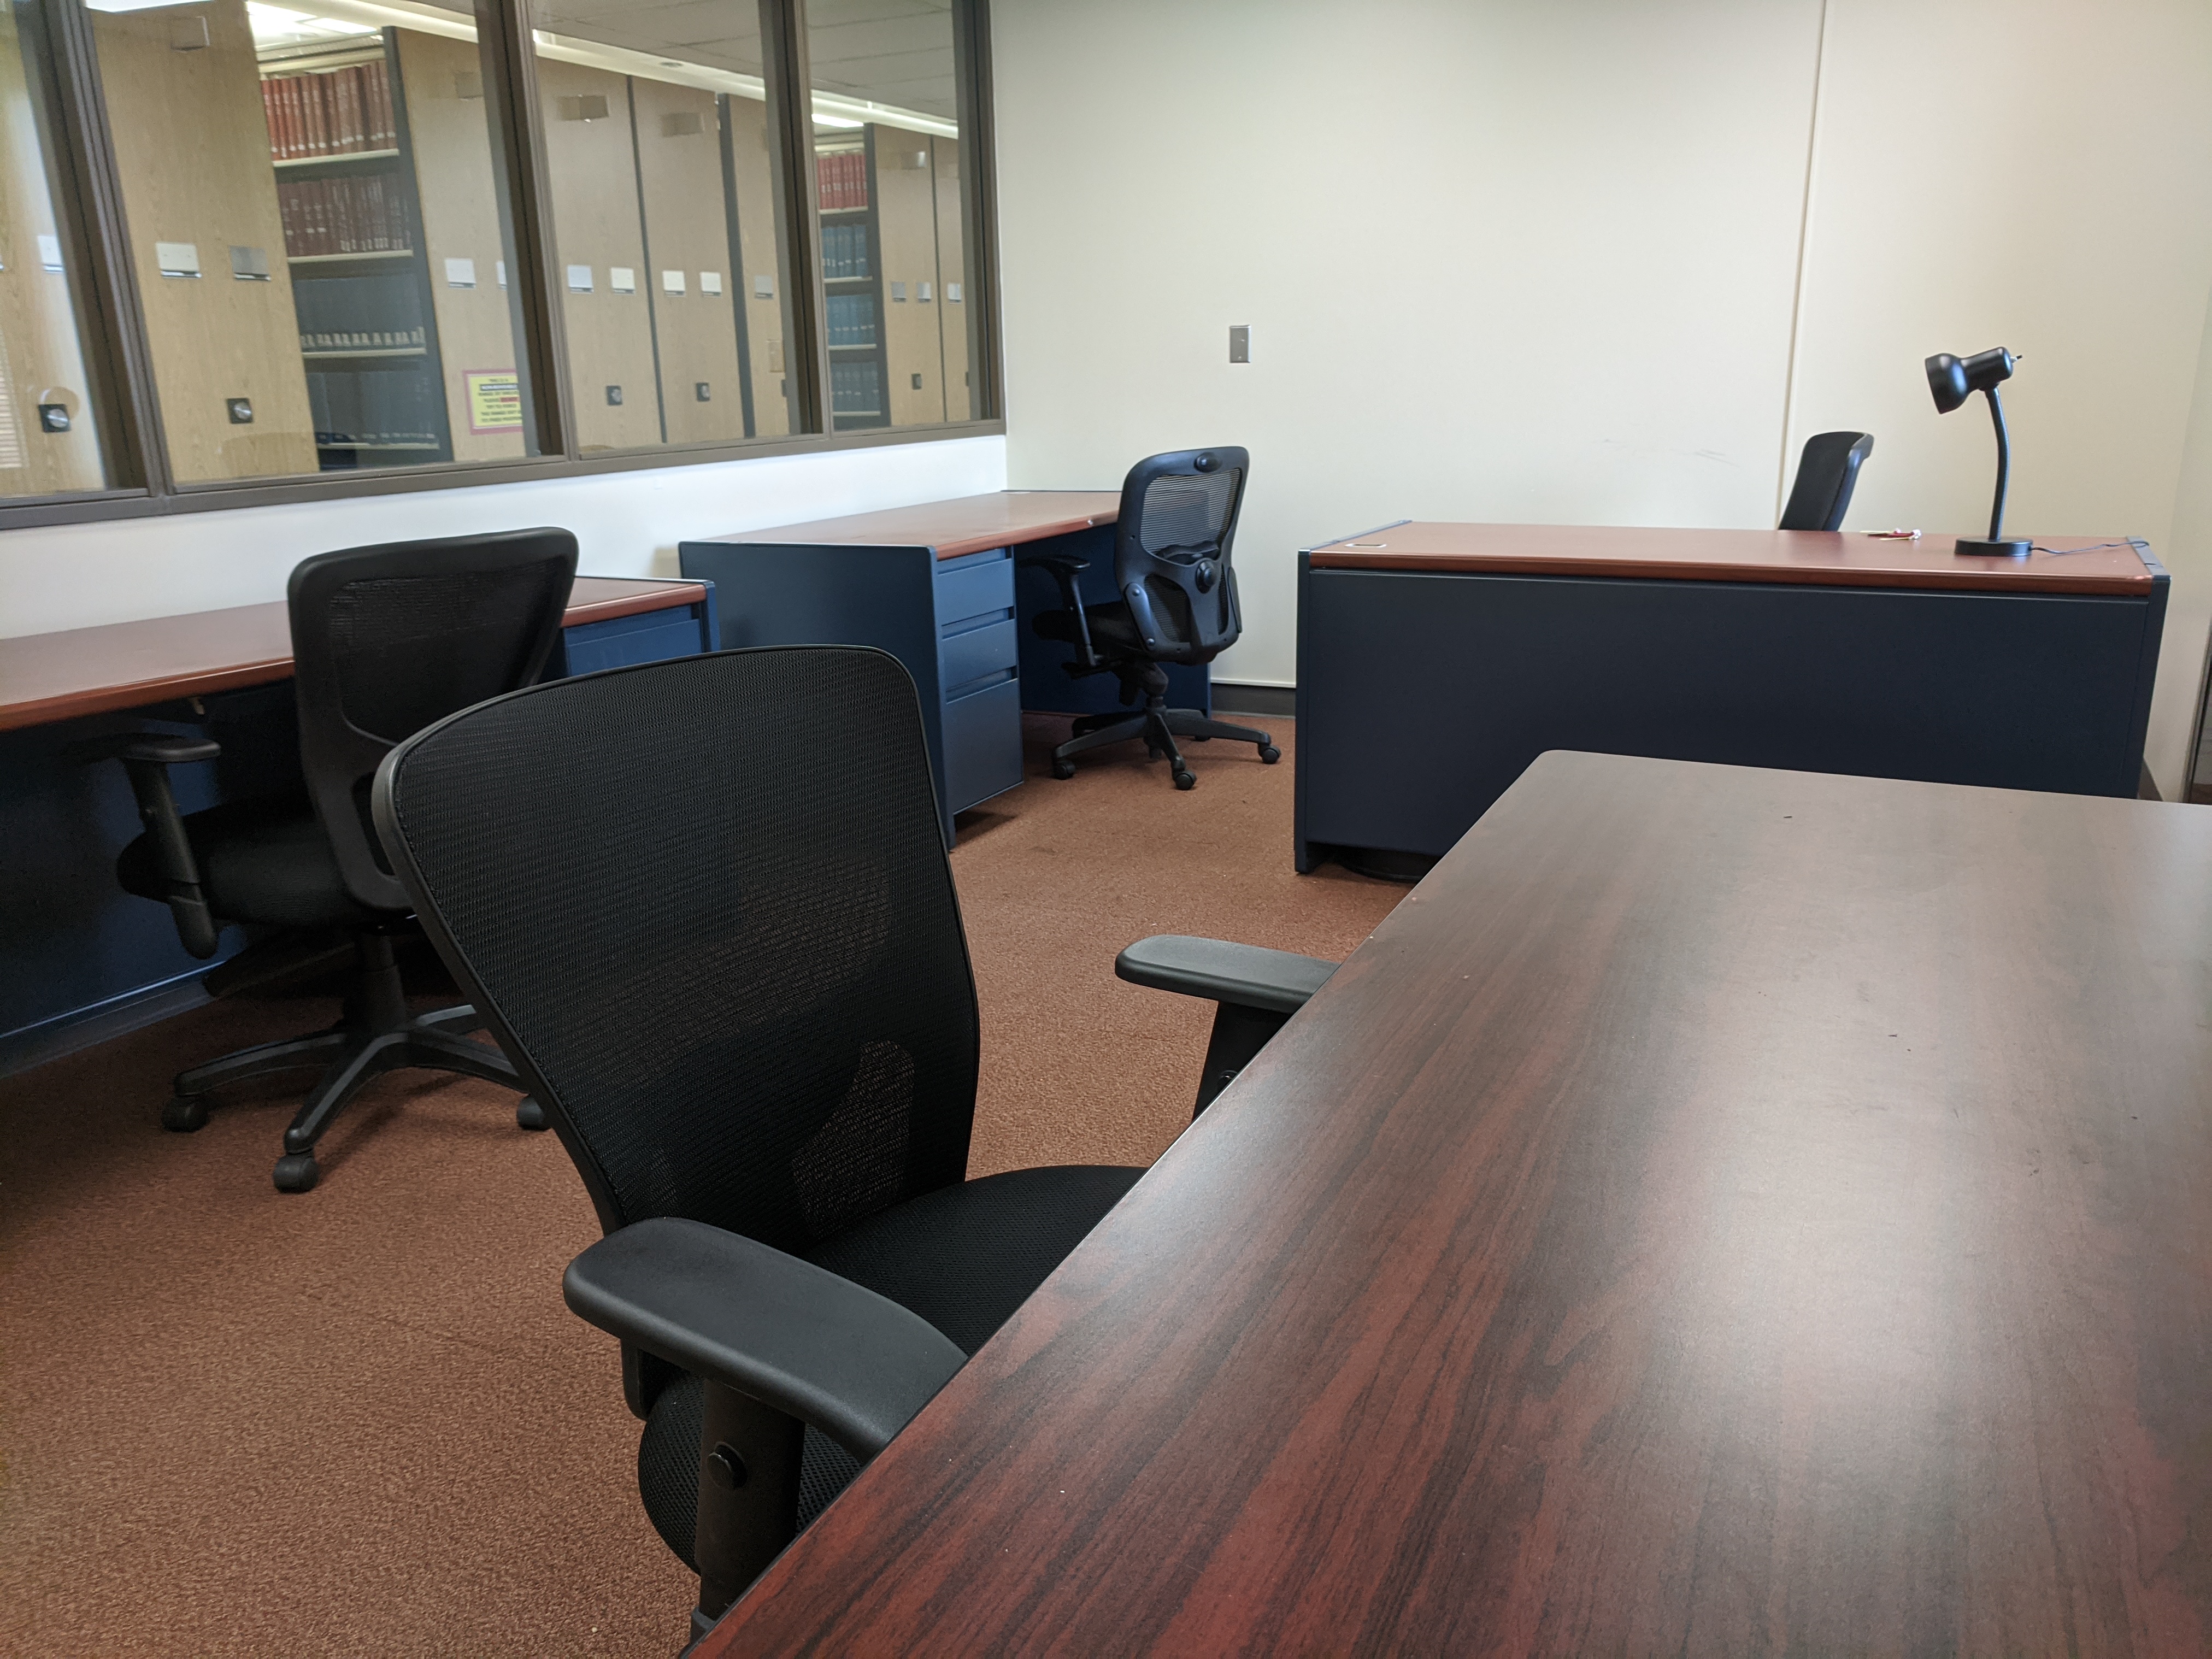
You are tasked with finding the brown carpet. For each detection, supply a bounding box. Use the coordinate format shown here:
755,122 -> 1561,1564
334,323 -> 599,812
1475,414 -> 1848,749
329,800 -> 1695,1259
0,712 -> 1398,1657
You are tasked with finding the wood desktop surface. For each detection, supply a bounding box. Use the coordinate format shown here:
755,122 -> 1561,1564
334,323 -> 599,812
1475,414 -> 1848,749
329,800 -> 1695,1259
704,490 -> 1121,560
1308,522 -> 2157,595
0,576 -> 705,731
702,751 -> 2212,1655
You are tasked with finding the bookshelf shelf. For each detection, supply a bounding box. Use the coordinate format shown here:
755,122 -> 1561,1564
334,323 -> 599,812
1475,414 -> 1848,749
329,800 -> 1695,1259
315,439 -> 440,451
274,148 -> 402,169
302,346 -> 427,360
290,249 -> 413,264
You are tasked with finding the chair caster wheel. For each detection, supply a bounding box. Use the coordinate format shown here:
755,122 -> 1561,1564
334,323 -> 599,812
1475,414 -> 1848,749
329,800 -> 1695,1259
1050,758 -> 1076,780
272,1152 -> 320,1193
516,1096 -> 549,1131
1259,744 -> 1281,764
161,1095 -> 210,1133
1173,769 -> 1197,791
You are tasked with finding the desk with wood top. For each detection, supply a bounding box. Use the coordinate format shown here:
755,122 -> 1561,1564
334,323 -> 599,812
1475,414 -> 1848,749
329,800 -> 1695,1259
698,751 -> 2212,1654
0,575 -> 713,731
680,491 -> 1208,840
1293,523 -> 2167,872
0,578 -> 716,1065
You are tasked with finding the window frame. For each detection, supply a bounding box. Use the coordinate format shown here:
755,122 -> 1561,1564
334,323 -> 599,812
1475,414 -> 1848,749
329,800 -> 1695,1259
0,0 -> 1001,531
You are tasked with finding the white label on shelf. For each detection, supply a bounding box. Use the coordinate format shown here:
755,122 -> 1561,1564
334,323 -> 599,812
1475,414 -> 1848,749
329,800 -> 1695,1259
444,257 -> 476,289
946,283 -> 962,303
610,267 -> 636,294
496,260 -> 508,289
37,235 -> 62,273
890,281 -> 907,301
661,269 -> 685,295
566,264 -> 593,292
701,271 -> 724,296
918,281 -> 933,303
155,241 -> 201,278
751,274 -> 772,299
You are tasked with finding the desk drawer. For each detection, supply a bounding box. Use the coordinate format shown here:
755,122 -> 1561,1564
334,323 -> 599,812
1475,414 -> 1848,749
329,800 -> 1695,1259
935,555 -> 1015,629
942,676 -> 1022,811
940,616 -> 1018,696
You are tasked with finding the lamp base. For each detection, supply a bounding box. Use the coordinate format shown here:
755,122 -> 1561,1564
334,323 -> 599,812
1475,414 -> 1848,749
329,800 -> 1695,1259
1954,536 -> 2032,558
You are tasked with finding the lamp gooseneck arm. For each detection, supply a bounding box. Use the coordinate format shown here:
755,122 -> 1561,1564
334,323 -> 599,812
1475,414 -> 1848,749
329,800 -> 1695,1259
1984,385 -> 2011,543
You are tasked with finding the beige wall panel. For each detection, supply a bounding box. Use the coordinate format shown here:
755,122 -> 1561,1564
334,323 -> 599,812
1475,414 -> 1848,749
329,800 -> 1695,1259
536,60 -> 657,451
931,135 -> 970,423
722,93 -> 786,437
870,122 -> 942,425
395,30 -> 525,463
0,10 -> 103,493
631,77 -> 744,445
93,0 -> 316,481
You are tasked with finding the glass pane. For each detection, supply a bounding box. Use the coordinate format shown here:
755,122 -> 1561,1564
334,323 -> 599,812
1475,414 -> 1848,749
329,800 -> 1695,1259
807,0 -> 972,430
528,0 -> 797,450
84,0 -> 536,481
0,1 -> 113,496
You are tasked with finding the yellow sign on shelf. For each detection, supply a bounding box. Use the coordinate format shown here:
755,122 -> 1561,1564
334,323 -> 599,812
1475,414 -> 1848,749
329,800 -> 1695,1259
465,370 -> 522,433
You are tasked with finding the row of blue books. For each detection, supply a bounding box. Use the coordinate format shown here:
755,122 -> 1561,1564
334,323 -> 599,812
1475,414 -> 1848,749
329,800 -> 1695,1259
821,221 -> 872,281
831,359 -> 882,415
827,293 -> 878,347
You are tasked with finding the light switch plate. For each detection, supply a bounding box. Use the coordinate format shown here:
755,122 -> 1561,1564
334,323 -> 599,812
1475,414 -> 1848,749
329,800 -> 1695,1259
1229,324 -> 1251,363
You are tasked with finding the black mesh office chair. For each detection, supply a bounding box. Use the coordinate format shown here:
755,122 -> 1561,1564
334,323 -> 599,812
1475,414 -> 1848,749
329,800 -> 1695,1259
371,645 -> 1325,1644
1029,446 -> 1278,790
1780,431 -> 1874,531
100,530 -> 577,1192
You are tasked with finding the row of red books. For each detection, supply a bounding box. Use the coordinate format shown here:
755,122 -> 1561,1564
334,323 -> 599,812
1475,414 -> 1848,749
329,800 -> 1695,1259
278,176 -> 408,258
817,150 -> 869,212
262,62 -> 395,160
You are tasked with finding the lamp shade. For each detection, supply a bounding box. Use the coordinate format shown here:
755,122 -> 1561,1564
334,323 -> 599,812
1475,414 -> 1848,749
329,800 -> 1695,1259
1926,346 -> 2015,414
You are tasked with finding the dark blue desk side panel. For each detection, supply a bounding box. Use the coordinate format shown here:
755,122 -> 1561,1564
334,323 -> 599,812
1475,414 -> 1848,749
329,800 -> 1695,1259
1010,526 -> 1210,716
1295,563 -> 2163,869
0,594 -> 719,1062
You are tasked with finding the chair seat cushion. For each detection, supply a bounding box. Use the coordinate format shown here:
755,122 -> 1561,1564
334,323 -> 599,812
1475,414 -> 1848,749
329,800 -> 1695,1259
1033,599 -> 1146,659
636,1162 -> 1145,1567
117,792 -> 386,929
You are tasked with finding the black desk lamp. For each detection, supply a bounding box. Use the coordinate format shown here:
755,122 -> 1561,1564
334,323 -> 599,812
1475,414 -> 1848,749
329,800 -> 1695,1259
1926,346 -> 2029,556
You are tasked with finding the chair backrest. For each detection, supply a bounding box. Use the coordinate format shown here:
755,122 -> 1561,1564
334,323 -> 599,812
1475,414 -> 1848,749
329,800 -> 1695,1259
1113,446 -> 1249,665
1779,431 -> 1874,532
370,647 -> 981,1252
289,529 -> 577,911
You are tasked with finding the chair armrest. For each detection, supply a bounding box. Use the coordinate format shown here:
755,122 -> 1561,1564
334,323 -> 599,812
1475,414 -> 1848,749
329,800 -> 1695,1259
1018,551 -> 1100,667
1116,934 -> 1338,1015
69,733 -> 222,767
564,1216 -> 966,1462
70,732 -> 224,960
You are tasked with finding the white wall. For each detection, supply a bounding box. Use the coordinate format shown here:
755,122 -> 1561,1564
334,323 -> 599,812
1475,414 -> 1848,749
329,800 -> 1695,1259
992,0 -> 2212,790
0,436 -> 1007,637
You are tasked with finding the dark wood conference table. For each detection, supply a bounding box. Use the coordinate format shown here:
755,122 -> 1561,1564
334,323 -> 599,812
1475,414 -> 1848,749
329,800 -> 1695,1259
700,750 -> 2212,1653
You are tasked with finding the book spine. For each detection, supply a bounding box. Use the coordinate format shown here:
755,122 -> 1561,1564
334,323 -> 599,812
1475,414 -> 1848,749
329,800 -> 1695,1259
368,59 -> 392,149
